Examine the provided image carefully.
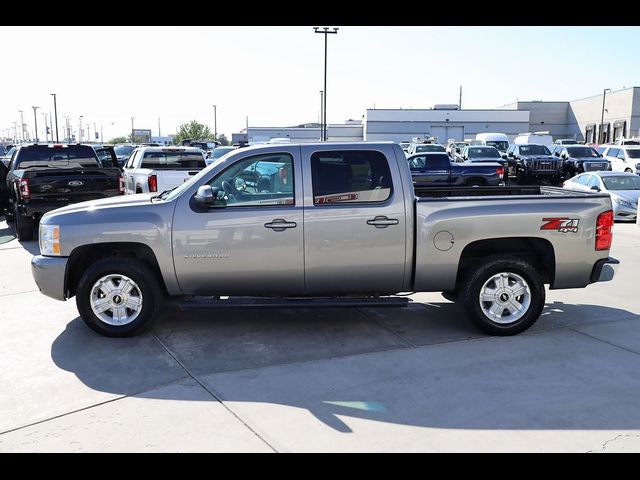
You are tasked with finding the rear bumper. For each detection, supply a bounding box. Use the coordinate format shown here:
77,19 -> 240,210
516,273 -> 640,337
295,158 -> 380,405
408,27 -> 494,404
590,257 -> 619,284
31,255 -> 68,301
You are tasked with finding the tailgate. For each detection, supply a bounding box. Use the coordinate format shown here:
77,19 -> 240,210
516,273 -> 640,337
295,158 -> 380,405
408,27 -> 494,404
156,169 -> 199,191
28,168 -> 120,201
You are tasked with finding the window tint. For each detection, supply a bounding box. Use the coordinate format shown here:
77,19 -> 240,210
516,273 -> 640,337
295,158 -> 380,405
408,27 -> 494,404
626,149 -> 640,159
587,175 -> 601,188
602,175 -> 640,190
608,148 -> 620,157
468,147 -> 500,158
566,147 -> 599,158
575,174 -> 590,185
409,156 -> 426,169
311,150 -> 392,205
114,145 -> 135,157
141,151 -> 205,169
414,144 -> 445,153
518,145 -> 551,155
207,153 -> 294,207
597,147 -> 607,155
15,145 -> 99,169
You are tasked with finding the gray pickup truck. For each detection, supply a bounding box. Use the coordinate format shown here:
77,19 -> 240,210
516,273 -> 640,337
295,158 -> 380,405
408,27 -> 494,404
31,142 -> 619,338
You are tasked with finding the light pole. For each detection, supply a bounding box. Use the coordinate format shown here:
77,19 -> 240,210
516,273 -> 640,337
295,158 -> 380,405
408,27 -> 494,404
32,106 -> 40,142
43,112 -> 49,142
214,105 -> 218,141
50,93 -> 59,142
13,122 -> 17,142
79,115 -> 83,142
18,110 -> 25,142
131,117 -> 135,143
314,27 -> 339,141
319,90 -> 324,139
600,88 -> 611,144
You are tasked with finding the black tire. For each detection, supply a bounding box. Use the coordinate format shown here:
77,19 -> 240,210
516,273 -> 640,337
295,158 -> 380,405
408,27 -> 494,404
4,209 -> 14,223
625,168 -> 633,173
76,258 -> 163,337
515,168 -> 526,185
14,206 -> 34,241
460,257 -> 545,336
441,290 -> 458,302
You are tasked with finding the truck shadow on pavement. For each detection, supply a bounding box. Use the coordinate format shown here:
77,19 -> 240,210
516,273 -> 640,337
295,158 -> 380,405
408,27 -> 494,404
51,301 -> 640,433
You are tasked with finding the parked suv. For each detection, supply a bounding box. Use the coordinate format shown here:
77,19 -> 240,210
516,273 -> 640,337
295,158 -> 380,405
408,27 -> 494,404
506,143 -> 563,184
601,145 -> 640,175
551,145 -> 610,178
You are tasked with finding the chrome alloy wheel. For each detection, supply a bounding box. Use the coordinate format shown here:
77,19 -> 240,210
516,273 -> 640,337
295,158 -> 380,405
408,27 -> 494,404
479,272 -> 531,324
89,274 -> 143,326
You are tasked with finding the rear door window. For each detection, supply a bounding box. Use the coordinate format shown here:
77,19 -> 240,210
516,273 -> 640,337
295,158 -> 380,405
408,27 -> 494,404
141,151 -> 205,170
311,150 -> 392,205
15,145 -> 99,169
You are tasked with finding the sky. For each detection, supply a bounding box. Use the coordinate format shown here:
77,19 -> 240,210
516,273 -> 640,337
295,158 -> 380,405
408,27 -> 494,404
2,26 -> 640,141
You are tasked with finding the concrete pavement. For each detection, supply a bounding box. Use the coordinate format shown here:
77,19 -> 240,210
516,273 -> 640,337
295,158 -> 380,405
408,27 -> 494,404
0,218 -> 639,452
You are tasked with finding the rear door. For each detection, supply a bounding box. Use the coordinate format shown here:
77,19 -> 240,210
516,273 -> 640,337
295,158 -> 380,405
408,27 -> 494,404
301,145 -> 406,294
141,149 -> 205,191
123,149 -> 141,193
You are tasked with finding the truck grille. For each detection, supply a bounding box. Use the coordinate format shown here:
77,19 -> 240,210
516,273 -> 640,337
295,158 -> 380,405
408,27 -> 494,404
584,162 -> 607,172
530,159 -> 560,171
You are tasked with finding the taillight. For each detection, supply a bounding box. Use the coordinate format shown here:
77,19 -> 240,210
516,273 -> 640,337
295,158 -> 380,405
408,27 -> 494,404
19,178 -> 30,200
278,166 -> 288,185
148,174 -> 158,192
117,175 -> 125,195
595,210 -> 614,251
496,167 -> 504,177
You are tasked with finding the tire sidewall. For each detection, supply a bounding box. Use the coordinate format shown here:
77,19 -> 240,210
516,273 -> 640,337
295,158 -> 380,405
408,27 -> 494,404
464,258 -> 545,336
76,259 -> 161,337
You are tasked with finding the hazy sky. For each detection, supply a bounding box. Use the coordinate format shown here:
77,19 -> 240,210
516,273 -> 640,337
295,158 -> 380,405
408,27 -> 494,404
2,26 -> 640,141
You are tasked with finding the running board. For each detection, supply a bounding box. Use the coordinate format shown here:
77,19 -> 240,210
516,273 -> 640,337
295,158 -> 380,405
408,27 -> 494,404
177,296 -> 410,310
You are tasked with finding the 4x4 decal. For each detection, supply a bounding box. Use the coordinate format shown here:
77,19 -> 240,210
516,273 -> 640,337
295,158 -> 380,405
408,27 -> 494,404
541,217 -> 580,233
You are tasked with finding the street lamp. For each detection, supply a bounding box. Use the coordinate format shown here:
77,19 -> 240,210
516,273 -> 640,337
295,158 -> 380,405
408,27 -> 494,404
212,105 -> 217,141
18,110 -> 25,142
600,88 -> 611,144
313,27 -> 339,141
319,90 -> 324,138
79,115 -> 83,142
131,117 -> 135,143
50,93 -> 59,142
32,106 -> 40,142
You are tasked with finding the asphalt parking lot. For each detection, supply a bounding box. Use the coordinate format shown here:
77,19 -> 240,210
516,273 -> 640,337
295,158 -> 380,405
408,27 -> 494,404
0,218 -> 639,452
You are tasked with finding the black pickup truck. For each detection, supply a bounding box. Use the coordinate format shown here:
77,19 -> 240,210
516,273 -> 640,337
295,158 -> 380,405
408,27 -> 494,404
408,152 -> 504,187
5,144 -> 124,240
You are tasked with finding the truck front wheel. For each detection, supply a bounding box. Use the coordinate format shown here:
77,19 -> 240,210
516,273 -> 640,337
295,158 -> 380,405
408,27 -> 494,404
76,258 -> 163,337
460,257 -> 545,336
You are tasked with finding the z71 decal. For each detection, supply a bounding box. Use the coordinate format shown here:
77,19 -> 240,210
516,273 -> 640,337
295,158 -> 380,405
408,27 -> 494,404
541,217 -> 580,233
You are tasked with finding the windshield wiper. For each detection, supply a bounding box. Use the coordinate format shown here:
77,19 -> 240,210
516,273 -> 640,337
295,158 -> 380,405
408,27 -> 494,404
153,187 -> 177,201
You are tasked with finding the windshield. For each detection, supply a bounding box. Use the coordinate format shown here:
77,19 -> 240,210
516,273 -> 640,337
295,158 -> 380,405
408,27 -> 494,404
212,147 -> 235,159
486,141 -> 509,151
415,145 -> 445,153
566,147 -> 600,158
602,175 -> 640,190
519,145 -> 551,155
626,149 -> 640,159
114,145 -> 135,157
468,147 -> 500,158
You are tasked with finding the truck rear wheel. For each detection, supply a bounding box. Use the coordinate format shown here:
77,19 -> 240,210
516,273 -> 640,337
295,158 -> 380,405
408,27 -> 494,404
14,206 -> 34,241
76,258 -> 163,337
460,257 -> 545,336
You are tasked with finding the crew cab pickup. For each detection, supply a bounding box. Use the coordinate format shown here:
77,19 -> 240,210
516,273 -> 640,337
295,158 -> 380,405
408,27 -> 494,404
123,146 -> 206,194
408,152 -> 504,186
506,143 -> 564,184
31,142 -> 618,338
6,144 -> 124,240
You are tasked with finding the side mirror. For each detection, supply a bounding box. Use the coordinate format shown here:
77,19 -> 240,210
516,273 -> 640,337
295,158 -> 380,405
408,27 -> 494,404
501,154 -> 508,160
590,185 -> 600,192
194,185 -> 226,208
507,152 -> 514,158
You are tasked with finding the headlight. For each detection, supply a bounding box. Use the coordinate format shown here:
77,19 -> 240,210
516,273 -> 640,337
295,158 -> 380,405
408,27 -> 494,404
613,198 -> 635,208
39,224 -> 60,256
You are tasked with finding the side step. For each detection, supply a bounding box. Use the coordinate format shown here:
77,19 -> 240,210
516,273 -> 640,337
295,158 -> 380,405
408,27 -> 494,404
178,296 -> 410,310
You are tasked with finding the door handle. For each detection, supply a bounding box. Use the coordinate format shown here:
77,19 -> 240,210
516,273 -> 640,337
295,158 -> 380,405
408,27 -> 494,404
188,171 -> 198,175
367,216 -> 399,228
264,218 -> 297,232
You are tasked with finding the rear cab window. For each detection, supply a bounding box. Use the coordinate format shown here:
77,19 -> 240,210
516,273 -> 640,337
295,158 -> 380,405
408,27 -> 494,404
14,145 -> 99,169
141,150 -> 206,170
310,150 -> 392,205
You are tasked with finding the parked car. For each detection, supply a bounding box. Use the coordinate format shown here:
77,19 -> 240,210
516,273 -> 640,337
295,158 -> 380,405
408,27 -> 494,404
122,146 -> 206,194
408,152 -> 504,187
113,144 -> 137,169
563,171 -> 639,221
513,132 -> 554,148
551,145 -> 610,178
407,143 -> 446,156
553,139 -> 579,145
600,145 -> 640,174
206,146 -> 237,165
31,142 -> 617,338
5,144 -> 123,240
474,133 -> 509,155
506,143 -> 564,184
459,146 -> 508,180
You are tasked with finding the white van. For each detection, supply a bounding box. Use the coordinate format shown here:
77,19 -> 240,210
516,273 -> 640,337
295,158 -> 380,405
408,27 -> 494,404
513,132 -> 553,147
475,133 -> 509,153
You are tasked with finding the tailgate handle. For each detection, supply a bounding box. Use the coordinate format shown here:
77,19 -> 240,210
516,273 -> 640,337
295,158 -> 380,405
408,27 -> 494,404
264,219 -> 297,232
367,216 -> 399,228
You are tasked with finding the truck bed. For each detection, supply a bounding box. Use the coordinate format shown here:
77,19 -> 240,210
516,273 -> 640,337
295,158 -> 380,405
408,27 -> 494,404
414,185 -> 599,199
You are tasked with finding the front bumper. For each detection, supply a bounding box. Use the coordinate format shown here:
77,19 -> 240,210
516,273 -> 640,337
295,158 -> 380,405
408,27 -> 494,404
590,257 -> 619,284
31,255 -> 68,301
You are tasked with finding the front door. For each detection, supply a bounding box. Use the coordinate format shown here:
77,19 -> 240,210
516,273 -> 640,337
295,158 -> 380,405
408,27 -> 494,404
172,149 -> 304,296
302,146 -> 407,295
409,154 -> 451,185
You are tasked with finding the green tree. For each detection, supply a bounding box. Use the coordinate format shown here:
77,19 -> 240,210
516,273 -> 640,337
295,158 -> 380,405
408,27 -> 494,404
174,120 -> 213,145
109,136 -> 129,144
216,133 -> 230,146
